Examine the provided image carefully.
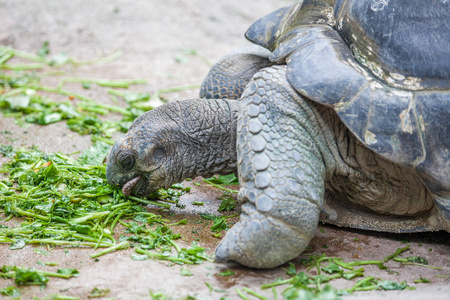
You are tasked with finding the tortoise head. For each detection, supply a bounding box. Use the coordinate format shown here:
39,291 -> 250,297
105,109 -> 175,197
106,99 -> 239,197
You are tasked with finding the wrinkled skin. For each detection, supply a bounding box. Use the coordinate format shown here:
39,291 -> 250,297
106,99 -> 239,197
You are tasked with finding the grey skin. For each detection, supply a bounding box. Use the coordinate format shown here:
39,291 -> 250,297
107,0 -> 450,268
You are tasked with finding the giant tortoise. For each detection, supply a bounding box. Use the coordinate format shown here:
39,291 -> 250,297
106,0 -> 450,268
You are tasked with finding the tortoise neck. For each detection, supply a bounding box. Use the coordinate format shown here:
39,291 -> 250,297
170,99 -> 239,182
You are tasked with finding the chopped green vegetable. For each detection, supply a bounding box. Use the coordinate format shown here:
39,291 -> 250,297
0,45 -> 148,143
321,262 -> 341,274
383,244 -> 411,262
135,241 -> 212,265
0,285 -> 22,297
377,280 -> 409,291
199,213 -> 238,232
78,141 -> 111,165
9,239 -> 26,250
218,269 -> 235,277
405,256 -> 428,265
202,176 -> 238,196
37,41 -> 50,58
14,267 -> 49,286
240,287 -> 269,300
217,194 -> 237,212
414,276 -> 431,284
259,248 -> 423,298
0,145 -> 202,268
205,282 -> 213,293
56,268 -> 80,277
204,174 -> 239,185
88,287 -> 110,298
201,175 -> 238,211
90,241 -> 129,259
180,267 -> 193,276
147,184 -> 191,208
0,145 -> 15,158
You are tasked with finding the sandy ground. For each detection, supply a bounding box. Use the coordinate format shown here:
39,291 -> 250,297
0,1 -> 449,299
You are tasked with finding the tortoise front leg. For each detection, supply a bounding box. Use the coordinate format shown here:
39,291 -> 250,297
215,65 -> 332,268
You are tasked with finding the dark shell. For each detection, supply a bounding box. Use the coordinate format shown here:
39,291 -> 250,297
245,0 -> 450,196
334,0 -> 450,90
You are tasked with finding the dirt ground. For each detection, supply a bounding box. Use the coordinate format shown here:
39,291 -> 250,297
0,0 -> 449,299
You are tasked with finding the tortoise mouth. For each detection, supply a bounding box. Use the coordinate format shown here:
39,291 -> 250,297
122,175 -> 141,196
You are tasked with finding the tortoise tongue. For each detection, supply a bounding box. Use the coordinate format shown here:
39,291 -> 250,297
122,175 -> 141,196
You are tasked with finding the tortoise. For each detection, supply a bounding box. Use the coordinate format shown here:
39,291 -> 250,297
106,0 -> 450,268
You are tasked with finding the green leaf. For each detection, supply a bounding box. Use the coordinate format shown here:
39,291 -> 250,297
133,214 -> 149,223
286,262 -> 297,276
180,267 -> 193,276
377,280 -> 408,290
177,241 -> 212,264
407,256 -> 428,265
413,276 -> 431,284
88,287 -> 110,298
321,262 -> 341,274
199,213 -> 237,233
123,92 -> 150,103
79,141 -> 111,165
49,52 -> 69,66
14,267 -> 49,286
10,239 -> 26,250
37,41 -> 50,57
131,254 -> 148,261
205,282 -> 213,293
57,268 -> 79,277
82,82 -> 91,89
69,223 -> 92,235
1,94 -> 31,109
218,269 -> 235,277
125,221 -> 146,234
342,268 -> 364,280
58,103 -> 79,118
211,217 -> 228,232
0,145 -> 15,158
34,249 -> 50,255
35,203 -> 53,213
41,112 -> 62,124
0,285 -> 22,297
171,182 -> 191,191
218,194 -> 237,212
316,284 -> 341,300
291,271 -> 310,288
205,174 -> 239,185
283,286 -> 316,300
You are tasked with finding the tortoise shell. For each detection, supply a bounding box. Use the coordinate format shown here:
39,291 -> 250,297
245,0 -> 450,198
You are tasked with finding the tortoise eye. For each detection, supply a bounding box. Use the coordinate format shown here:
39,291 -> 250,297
118,151 -> 135,170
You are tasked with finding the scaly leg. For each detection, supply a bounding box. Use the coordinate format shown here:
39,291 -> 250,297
215,65 -> 331,268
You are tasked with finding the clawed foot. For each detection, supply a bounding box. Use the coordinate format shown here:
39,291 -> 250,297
214,203 -> 311,268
